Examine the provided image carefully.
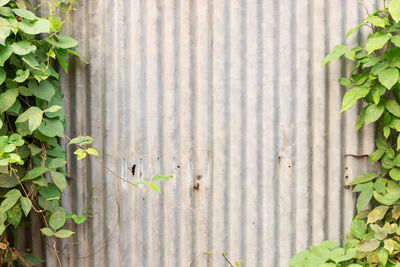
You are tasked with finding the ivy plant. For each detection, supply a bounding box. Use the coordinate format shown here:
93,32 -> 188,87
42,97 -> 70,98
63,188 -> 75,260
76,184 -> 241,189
0,0 -> 97,265
290,0 -> 400,266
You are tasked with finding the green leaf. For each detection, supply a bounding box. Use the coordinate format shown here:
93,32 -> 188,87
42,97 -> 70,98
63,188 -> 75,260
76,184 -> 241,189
21,167 -> 47,181
19,18 -> 51,35
28,144 -> 41,156
50,171 -> 66,192
393,205 -> 400,219
54,229 -> 74,238
355,238 -> 380,252
20,197 -> 31,216
152,175 -> 173,181
0,18 -> 11,46
384,126 -> 391,138
356,106 -> 367,130
46,34 -> 78,49
131,181 -> 148,186
0,45 -> 12,66
348,172 -> 377,185
288,250 -> 310,266
370,223 -> 388,240
55,48 -> 68,73
379,68 -> 399,89
48,158 -> 66,169
40,227 -> 53,237
67,49 -> 89,64
350,218 -> 367,239
357,187 -> 373,212
0,0 -> 10,6
11,40 -> 36,56
382,154 -> 395,169
321,45 -> 347,67
365,103 -> 384,124
148,182 -> 161,193
21,254 -> 44,265
72,214 -> 86,224
21,54 -> 39,68
29,79 -> 55,102
392,35 -> 400,48
320,240 -> 339,249
0,68 -> 5,86
367,205 -> 389,224
374,191 -> 400,205
0,88 -> 18,113
364,15 -> 386,28
49,207 -> 66,230
38,184 -> 60,199
389,0 -> 400,23
365,32 -> 392,54
340,86 -> 370,112
0,172 -> 19,188
86,148 -> 98,156
346,24 -> 364,39
384,238 -> 400,254
12,8 -> 37,21
77,151 -> 87,160
391,119 -> 400,131
385,146 -> 395,157
370,84 -> 386,105
338,77 -> 353,86
32,176 -> 47,187
398,135 -> 400,152
38,119 -> 64,138
390,168 -> 400,181
44,105 -> 62,113
15,107 -> 43,132
377,138 -> 389,150
386,99 -> 400,117
14,69 -> 29,83
374,178 -> 387,194
69,136 -> 93,145
0,189 -> 21,213
369,148 -> 386,162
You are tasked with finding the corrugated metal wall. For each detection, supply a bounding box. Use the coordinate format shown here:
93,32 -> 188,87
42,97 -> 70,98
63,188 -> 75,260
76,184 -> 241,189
31,0 -> 383,266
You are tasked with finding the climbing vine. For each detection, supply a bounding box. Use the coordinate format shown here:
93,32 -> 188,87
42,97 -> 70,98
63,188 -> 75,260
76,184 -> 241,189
0,0 -> 98,265
290,0 -> 400,266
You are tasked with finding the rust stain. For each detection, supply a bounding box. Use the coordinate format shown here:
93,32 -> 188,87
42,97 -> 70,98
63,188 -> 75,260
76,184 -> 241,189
193,183 -> 200,190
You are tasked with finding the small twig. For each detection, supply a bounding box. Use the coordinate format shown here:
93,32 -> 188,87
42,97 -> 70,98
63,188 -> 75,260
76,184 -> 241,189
52,238 -> 62,267
13,248 -> 31,267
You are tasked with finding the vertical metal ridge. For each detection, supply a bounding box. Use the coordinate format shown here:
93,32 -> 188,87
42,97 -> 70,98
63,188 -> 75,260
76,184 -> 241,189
223,0 -> 230,260
272,0 -> 280,264
307,0 -> 314,249
157,0 -> 165,265
290,0 -> 298,259
323,0 -> 330,242
256,0 -> 264,265
239,0 -> 247,262
339,0 -> 347,244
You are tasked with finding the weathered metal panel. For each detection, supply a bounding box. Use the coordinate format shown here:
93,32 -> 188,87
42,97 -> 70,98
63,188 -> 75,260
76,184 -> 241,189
33,0 -> 378,266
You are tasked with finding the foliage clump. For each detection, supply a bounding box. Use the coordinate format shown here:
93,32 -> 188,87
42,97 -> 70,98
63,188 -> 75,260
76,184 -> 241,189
0,0 -> 91,265
290,0 -> 400,266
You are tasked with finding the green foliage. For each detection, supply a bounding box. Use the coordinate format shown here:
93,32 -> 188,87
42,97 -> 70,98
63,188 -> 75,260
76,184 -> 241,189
290,1 -> 400,266
0,0 -> 94,265
131,174 -> 173,194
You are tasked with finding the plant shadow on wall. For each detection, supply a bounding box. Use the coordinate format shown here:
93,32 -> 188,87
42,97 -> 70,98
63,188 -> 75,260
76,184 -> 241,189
290,0 -> 400,266
0,0 -> 246,266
